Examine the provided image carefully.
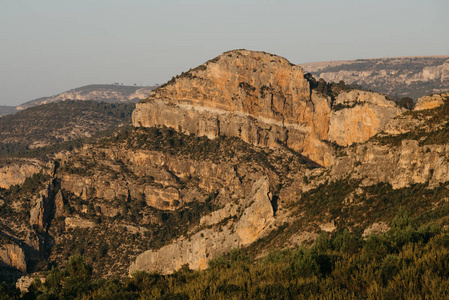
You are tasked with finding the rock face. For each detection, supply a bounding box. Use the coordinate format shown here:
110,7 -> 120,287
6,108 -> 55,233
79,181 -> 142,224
133,50 -> 402,166
60,147 -> 243,211
329,90 -> 404,146
133,50 -> 332,166
330,140 -> 449,189
0,244 -> 27,273
0,162 -> 42,189
414,91 -> 449,111
129,177 -> 274,274
29,181 -> 55,229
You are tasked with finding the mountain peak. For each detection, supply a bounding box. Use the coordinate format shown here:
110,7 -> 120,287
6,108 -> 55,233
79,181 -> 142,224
148,49 -> 309,122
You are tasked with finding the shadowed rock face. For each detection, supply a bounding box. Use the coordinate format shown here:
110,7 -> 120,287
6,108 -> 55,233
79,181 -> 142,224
133,50 -> 403,167
0,243 -> 27,273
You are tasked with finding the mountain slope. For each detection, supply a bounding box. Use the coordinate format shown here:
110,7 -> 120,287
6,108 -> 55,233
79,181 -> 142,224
0,100 -> 135,156
300,55 -> 449,100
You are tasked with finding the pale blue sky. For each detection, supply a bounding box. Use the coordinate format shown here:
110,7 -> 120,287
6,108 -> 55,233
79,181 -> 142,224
1,0 -> 448,106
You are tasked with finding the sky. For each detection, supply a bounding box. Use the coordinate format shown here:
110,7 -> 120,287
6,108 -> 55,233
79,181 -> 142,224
1,0 -> 448,106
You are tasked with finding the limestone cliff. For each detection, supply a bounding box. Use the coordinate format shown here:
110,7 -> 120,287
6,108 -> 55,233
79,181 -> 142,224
4,50 -> 446,282
329,140 -> 449,189
0,244 -> 27,273
129,177 -> 274,274
133,50 -> 332,166
414,91 -> 449,111
329,90 -> 404,146
133,50 -> 402,166
328,92 -> 449,188
0,161 -> 42,189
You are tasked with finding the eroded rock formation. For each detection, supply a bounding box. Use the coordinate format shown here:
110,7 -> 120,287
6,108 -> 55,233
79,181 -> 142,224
414,91 -> 449,111
0,244 -> 27,273
328,90 -> 404,146
129,177 -> 274,274
0,162 -> 42,189
133,50 -> 402,166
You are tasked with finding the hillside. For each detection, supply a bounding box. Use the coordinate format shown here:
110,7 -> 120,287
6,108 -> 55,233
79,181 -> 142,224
300,55 -> 449,100
1,50 -> 449,298
0,100 -> 135,157
16,84 -> 156,111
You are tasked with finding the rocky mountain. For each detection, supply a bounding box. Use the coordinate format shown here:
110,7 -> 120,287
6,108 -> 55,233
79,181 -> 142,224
1,50 -> 449,298
300,55 -> 449,100
16,84 -> 156,111
134,50 -> 403,166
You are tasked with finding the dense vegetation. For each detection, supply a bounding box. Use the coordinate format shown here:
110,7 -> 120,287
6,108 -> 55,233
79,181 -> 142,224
305,74 -> 356,102
2,210 -> 449,299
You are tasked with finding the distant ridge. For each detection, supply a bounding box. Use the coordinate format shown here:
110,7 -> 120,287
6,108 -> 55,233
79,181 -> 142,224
17,84 -> 157,111
0,105 -> 17,117
299,55 -> 449,100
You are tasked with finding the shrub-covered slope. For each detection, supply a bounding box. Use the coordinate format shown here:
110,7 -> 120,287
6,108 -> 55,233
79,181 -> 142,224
0,100 -> 135,157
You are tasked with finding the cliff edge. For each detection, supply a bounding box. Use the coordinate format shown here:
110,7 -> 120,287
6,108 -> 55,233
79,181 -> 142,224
133,50 -> 402,166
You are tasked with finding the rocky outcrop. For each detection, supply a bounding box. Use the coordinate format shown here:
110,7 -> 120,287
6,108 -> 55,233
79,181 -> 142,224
54,190 -> 65,218
0,162 -> 42,189
64,217 -> 95,229
362,222 -> 389,237
134,50 -> 334,166
129,177 -> 274,274
30,181 -> 55,229
414,91 -> 449,111
16,274 -> 46,293
60,147 -> 245,211
329,90 -> 404,146
0,243 -> 27,273
330,140 -> 449,189
133,50 -> 401,166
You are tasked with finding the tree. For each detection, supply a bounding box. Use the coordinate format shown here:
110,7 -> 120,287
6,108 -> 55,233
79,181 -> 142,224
396,97 -> 414,110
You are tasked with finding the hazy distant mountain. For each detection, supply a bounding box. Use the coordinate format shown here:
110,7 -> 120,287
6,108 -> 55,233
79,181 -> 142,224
17,84 -> 157,111
0,100 -> 135,154
300,55 -> 449,100
0,106 -> 17,117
